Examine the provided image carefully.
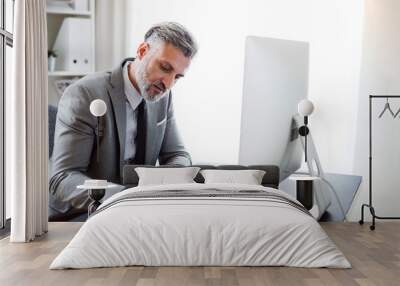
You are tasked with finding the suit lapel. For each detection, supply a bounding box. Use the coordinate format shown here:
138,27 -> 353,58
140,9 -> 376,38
144,102 -> 157,164
144,93 -> 171,164
107,59 -> 132,165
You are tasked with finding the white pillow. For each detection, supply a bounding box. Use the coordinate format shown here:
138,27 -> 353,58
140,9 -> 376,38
200,169 -> 266,185
135,167 -> 201,186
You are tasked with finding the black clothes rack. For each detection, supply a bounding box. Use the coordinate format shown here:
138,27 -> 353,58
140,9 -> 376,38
359,95 -> 400,230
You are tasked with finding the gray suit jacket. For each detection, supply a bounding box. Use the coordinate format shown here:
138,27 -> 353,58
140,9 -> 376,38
49,58 -> 191,218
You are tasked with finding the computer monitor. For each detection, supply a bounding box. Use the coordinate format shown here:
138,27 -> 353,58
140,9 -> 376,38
239,36 -> 309,181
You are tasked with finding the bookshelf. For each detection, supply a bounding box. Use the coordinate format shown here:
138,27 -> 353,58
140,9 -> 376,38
46,0 -> 95,106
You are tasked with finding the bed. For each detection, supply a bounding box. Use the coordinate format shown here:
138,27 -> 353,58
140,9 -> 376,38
50,165 -> 350,269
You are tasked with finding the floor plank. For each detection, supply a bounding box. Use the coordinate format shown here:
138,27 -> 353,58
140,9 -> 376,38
0,222 -> 399,286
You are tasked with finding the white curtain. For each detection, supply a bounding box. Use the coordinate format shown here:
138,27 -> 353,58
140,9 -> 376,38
7,0 -> 48,242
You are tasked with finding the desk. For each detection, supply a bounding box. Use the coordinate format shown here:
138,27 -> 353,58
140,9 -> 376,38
280,173 -> 362,221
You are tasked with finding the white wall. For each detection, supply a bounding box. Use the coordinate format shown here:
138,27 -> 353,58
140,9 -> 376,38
96,0 -> 129,71
123,0 -> 364,170
348,0 -> 400,221
245,1 -> 364,174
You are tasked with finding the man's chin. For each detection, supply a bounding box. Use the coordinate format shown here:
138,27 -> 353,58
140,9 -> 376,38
143,90 -> 169,102
143,92 -> 164,102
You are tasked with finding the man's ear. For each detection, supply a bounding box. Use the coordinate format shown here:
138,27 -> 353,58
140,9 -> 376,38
137,42 -> 149,60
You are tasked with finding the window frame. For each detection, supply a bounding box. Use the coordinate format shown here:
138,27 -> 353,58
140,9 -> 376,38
0,0 -> 14,231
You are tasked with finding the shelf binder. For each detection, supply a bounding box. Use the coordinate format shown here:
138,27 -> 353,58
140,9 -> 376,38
52,17 -> 93,73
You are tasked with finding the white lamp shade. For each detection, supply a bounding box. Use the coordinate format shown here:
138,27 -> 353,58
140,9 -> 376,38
90,99 -> 107,117
298,99 -> 314,116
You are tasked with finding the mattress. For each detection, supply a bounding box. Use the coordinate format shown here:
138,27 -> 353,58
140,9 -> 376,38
50,183 -> 350,269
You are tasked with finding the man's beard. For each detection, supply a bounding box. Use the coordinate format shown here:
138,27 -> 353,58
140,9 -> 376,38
134,57 -> 169,102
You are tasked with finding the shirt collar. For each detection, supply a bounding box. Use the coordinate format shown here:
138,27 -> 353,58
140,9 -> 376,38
123,60 -> 143,110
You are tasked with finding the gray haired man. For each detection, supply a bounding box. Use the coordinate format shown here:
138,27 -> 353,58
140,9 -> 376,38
49,22 -> 198,220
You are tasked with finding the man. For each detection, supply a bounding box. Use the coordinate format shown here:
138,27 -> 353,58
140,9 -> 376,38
49,22 -> 197,220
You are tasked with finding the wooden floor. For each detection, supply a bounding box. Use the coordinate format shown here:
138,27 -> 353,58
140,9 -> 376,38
0,222 -> 399,286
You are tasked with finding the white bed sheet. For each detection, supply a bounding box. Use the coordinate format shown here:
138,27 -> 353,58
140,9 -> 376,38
50,183 -> 350,269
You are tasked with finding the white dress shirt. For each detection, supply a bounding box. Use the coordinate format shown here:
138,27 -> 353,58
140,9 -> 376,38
122,61 -> 143,160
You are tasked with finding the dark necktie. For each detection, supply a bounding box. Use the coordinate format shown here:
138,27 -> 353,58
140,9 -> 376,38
134,101 -> 146,164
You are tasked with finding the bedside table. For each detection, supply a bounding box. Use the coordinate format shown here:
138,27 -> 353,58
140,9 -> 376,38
87,189 -> 106,216
289,176 -> 319,210
77,182 -> 120,216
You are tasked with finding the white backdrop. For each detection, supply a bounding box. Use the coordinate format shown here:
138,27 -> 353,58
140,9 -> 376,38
117,0 -> 364,171
96,0 -> 368,220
